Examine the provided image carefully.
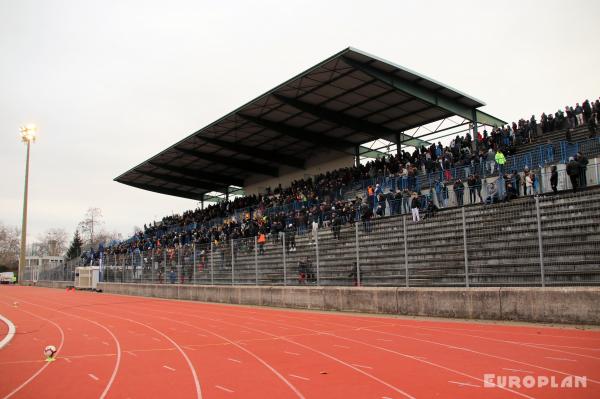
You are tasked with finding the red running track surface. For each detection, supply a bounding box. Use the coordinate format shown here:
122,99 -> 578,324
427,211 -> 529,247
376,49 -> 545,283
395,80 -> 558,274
1,285 -> 599,399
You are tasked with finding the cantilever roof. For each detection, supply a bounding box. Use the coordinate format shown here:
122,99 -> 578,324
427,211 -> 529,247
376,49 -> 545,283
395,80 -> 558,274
115,47 -> 505,200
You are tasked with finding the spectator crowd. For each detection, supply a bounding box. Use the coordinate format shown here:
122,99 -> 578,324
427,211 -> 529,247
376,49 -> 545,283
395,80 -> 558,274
83,98 -> 599,263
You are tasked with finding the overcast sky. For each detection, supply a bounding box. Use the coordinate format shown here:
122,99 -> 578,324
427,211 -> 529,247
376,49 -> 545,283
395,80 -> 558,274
1,0 -> 599,244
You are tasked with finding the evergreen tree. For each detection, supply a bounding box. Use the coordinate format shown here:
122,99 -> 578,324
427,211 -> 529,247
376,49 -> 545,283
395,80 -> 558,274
66,230 -> 83,259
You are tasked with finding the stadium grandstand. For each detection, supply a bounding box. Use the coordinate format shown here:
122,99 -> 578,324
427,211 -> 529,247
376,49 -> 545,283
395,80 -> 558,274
30,48 -> 600,289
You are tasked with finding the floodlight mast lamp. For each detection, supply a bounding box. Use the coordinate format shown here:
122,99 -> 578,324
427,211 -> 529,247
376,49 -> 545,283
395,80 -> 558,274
19,124 -> 37,284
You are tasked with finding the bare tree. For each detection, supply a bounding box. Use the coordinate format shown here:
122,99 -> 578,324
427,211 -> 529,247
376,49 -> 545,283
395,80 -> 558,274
0,222 -> 20,271
78,207 -> 104,248
35,228 -> 69,256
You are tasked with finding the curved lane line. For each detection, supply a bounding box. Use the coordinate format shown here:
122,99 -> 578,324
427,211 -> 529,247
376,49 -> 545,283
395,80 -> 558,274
7,298 -> 121,399
0,314 -> 16,350
0,305 -> 65,399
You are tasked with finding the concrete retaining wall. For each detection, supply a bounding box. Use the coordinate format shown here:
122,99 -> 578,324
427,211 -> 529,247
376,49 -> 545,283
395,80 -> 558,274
96,283 -> 600,325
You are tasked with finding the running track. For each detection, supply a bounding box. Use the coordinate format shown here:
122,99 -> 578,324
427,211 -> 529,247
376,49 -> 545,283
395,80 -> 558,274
1,286 -> 599,398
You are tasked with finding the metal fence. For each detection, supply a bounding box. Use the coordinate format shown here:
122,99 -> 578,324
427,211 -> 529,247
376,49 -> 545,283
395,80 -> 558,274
36,187 -> 600,287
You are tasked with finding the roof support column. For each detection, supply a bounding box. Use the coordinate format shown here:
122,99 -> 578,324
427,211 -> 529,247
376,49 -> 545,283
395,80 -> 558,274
396,132 -> 402,152
200,194 -> 204,210
471,108 -> 479,154
354,145 -> 360,168
225,186 -> 230,202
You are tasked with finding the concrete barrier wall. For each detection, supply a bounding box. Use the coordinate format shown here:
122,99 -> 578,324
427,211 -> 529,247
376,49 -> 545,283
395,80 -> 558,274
95,283 -> 600,325
23,280 -> 72,289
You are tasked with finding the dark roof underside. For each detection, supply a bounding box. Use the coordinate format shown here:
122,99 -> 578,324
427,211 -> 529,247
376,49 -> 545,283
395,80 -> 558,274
115,47 -> 503,200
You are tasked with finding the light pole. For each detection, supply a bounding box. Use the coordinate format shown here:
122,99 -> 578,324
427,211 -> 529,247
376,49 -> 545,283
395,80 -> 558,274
19,124 -> 37,284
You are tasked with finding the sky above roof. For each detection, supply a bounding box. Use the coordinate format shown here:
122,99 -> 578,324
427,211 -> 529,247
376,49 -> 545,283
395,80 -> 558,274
1,0 -> 599,244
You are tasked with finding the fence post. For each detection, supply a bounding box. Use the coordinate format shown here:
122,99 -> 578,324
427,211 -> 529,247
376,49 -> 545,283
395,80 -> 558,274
192,243 -> 196,285
462,207 -> 470,288
122,255 -> 125,283
151,249 -> 154,284
282,234 -> 287,286
210,241 -> 214,285
315,229 -> 320,286
355,221 -> 360,287
403,216 -> 409,287
231,239 -> 235,285
254,237 -> 258,286
535,196 -> 546,287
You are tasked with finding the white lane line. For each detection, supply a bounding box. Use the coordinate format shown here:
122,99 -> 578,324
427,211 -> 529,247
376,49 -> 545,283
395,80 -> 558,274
163,365 -> 176,371
333,344 -> 350,349
196,333 -> 207,337
545,357 -> 577,362
284,351 -> 300,356
448,380 -> 480,388
382,396 -> 393,399
32,337 -> 39,341
240,330 -> 250,333
83,334 -> 89,337
215,385 -> 234,393
67,327 -> 72,331
64,358 -> 72,363
89,374 -> 100,381
1,306 -> 65,399
352,363 -> 373,369
289,374 -> 310,381
101,341 -> 109,346
416,333 -> 432,336
376,338 -> 392,342
227,358 -> 242,363
503,368 -> 533,374
126,351 -> 138,357
152,337 -> 161,342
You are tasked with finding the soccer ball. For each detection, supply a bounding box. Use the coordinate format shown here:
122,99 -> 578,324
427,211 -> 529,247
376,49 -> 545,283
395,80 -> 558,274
44,345 -> 57,358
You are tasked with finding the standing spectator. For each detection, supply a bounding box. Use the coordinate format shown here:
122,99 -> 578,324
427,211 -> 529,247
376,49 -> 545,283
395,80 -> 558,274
529,115 -> 538,141
576,152 -> 588,188
566,157 -> 581,193
495,149 -> 506,174
588,115 -> 597,138
402,188 -> 411,214
434,180 -> 444,208
285,223 -> 296,252
467,175 -> 477,204
524,170 -> 534,196
486,149 -> 496,175
566,106 -> 575,128
331,212 -> 342,239
565,128 -> 573,144
574,103 -> 584,126
475,174 -> 484,203
453,179 -> 464,207
582,100 -> 592,124
550,165 -> 558,194
410,192 -> 420,223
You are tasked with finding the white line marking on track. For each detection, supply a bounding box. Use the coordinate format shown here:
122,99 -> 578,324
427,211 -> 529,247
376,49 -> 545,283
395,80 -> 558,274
227,358 -> 242,363
503,368 -> 533,373
333,344 -> 350,349
126,351 -> 138,357
152,337 -> 161,342
89,374 -> 99,381
102,341 -> 109,346
163,365 -> 176,371
215,385 -> 234,393
352,363 -> 373,369
284,351 -> 300,356
382,396 -> 393,399
289,374 -> 310,381
196,333 -> 207,337
545,357 -> 577,362
376,338 -> 392,342
32,337 -> 38,341
448,380 -> 479,388
63,358 -> 72,363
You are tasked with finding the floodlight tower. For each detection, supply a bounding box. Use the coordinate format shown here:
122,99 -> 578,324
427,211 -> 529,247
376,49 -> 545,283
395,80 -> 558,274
18,124 -> 37,283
